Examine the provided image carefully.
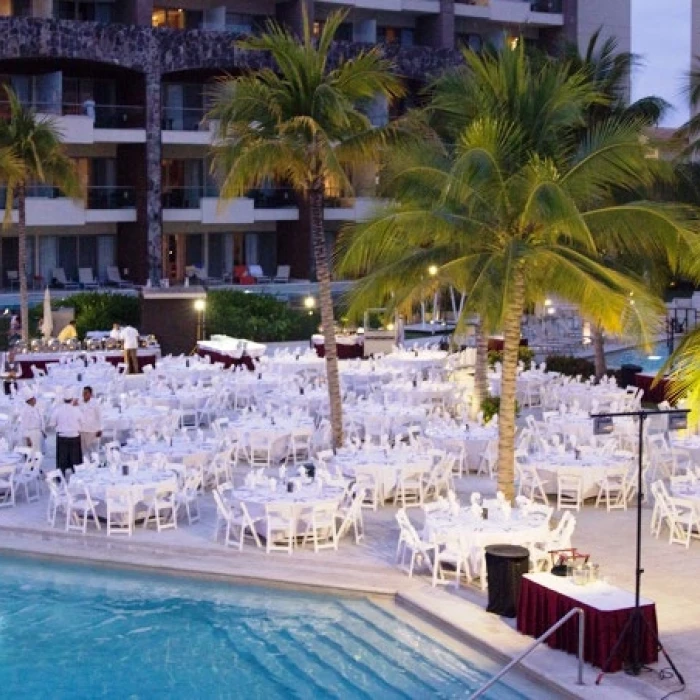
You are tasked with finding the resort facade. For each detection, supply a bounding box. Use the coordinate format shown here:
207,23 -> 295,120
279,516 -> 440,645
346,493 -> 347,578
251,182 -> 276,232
0,0 -> 628,286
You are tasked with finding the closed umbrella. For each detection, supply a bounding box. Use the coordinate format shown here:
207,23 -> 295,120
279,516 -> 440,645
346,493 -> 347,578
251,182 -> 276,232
42,287 -> 53,339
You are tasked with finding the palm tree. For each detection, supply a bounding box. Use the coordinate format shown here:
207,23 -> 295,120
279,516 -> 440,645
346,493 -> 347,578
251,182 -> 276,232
562,29 -> 668,380
0,87 -> 81,342
208,10 -> 403,447
338,46 -> 698,501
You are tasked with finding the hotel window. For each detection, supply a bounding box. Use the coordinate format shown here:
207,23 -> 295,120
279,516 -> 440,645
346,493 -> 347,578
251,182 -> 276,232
152,7 -> 202,29
56,1 -> 114,22
11,0 -> 32,17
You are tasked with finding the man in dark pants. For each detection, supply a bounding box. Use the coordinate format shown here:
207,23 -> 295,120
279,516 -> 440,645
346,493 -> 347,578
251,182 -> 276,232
51,389 -> 84,478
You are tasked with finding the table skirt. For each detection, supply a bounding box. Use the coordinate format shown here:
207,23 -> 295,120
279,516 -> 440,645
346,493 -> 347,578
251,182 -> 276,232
517,576 -> 658,672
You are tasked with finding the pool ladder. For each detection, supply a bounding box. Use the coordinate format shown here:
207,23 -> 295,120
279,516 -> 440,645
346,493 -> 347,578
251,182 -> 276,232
470,607 -> 585,698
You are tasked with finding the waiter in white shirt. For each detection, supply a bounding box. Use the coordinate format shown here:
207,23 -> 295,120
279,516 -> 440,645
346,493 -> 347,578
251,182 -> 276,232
80,386 -> 102,457
50,388 -> 84,477
18,390 -> 44,452
120,325 -> 140,374
110,323 -> 121,341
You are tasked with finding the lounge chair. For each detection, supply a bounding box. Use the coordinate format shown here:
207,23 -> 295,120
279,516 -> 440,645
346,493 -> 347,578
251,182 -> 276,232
248,264 -> 271,283
52,268 -> 79,290
187,266 -> 223,287
78,268 -> 99,290
273,265 -> 290,283
106,266 -> 135,289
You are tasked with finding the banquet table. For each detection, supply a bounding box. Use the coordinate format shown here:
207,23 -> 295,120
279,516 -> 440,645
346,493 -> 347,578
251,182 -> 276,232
381,350 -> 448,374
425,424 -> 497,470
312,334 -> 364,360
344,404 -> 427,438
102,405 -> 171,434
71,468 -> 178,504
15,349 -> 160,378
670,481 -> 700,511
517,573 -> 658,672
331,447 -> 432,496
121,439 -> 217,463
196,337 -> 266,370
424,506 -> 550,573
381,381 -> 456,407
671,436 -> 700,466
265,354 -> 326,375
230,484 -> 344,540
530,452 -> 632,498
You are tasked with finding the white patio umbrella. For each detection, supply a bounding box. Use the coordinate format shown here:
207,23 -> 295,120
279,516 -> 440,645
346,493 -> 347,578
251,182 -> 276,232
42,287 -> 53,339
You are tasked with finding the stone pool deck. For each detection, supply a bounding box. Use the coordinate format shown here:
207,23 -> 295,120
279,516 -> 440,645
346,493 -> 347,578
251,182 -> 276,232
1,470 -> 695,699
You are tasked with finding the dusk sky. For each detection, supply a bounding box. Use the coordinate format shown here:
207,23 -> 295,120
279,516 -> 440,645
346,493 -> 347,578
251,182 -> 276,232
631,0 -> 691,127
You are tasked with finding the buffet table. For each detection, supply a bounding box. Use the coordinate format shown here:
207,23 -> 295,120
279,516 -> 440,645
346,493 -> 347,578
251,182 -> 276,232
14,348 -> 160,378
312,334 -> 364,359
517,573 -> 658,672
195,336 -> 266,370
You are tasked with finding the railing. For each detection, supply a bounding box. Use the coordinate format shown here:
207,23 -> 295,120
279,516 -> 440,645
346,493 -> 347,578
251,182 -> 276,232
531,0 -> 563,12
470,607 -> 585,698
161,106 -> 208,131
0,100 -> 145,128
161,186 -> 299,209
86,186 -> 136,209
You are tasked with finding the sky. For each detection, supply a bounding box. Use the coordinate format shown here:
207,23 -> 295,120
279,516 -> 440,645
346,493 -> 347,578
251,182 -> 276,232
630,0 -> 691,127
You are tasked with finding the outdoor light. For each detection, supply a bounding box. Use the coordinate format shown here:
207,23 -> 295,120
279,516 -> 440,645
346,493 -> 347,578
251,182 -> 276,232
648,355 -> 662,361
427,264 -> 438,277
194,299 -> 206,312
304,296 -> 316,309
547,307 -> 556,315
386,322 -> 395,331
544,298 -> 552,307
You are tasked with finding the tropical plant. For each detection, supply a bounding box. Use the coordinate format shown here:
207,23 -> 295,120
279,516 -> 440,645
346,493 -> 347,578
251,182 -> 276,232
208,9 -> 403,447
0,87 -> 81,342
338,45 -> 698,500
207,290 -> 320,342
561,29 -> 669,380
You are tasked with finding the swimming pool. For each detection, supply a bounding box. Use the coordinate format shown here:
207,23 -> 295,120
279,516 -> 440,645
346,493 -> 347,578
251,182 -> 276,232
0,556 -> 550,699
604,341 -> 670,373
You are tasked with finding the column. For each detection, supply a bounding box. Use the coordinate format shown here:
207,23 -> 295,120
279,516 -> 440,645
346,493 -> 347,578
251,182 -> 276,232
416,0 -> 455,49
145,65 -> 163,285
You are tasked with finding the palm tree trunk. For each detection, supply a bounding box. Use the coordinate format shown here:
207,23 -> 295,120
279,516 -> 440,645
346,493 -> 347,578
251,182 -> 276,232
497,271 -> 525,503
592,323 -> 607,382
471,324 -> 489,419
17,182 -> 29,344
309,182 -> 344,448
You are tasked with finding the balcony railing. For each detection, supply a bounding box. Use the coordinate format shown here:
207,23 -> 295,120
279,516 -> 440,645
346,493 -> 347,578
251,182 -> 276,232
162,186 -> 299,209
86,186 -> 136,209
161,106 -> 208,131
0,100 -> 145,128
531,0 -> 562,12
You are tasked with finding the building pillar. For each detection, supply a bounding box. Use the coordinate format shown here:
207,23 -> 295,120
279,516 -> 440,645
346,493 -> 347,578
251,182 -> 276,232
275,0 -> 314,38
416,0 -> 454,49
145,65 -> 163,285
122,0 -> 153,26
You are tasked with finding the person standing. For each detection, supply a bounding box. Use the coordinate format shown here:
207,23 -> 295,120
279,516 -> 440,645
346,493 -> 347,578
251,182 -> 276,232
50,389 -> 83,478
80,386 -> 102,457
120,324 -> 140,374
18,390 -> 44,452
58,320 -> 78,342
109,323 -> 121,341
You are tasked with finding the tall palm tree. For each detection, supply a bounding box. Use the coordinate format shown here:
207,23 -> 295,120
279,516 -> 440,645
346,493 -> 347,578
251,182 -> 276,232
0,87 -> 81,342
338,46 -> 698,500
562,30 -> 668,379
208,10 -> 403,447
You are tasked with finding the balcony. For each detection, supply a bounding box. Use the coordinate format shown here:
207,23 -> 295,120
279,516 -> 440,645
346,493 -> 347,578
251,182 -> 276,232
161,106 -> 218,145
454,0 -> 563,25
0,185 -> 136,225
0,100 -> 146,144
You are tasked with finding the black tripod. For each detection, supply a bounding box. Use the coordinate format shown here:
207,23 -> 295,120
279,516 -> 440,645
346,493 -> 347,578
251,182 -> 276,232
591,409 -> 686,687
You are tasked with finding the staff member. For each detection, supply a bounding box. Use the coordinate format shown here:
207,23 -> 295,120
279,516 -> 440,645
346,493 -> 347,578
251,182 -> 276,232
110,323 -> 121,341
80,386 -> 102,457
50,389 -> 83,477
18,390 -> 44,452
121,324 -> 140,374
58,320 -> 78,342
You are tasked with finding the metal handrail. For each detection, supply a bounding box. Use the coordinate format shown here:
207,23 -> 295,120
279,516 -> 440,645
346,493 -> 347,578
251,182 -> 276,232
470,607 -> 585,698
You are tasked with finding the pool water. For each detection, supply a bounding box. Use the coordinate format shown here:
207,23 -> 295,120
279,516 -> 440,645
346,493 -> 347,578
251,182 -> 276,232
0,556 -> 547,699
604,341 -> 670,373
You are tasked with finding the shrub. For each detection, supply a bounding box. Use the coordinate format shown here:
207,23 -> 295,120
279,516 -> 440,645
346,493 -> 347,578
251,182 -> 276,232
30,292 -> 140,339
488,346 -> 535,370
481,395 -> 520,423
544,354 -> 595,378
206,290 -> 320,342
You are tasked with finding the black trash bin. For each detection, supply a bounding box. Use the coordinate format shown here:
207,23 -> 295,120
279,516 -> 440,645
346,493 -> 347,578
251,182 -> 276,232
619,363 -> 643,388
485,544 -> 530,618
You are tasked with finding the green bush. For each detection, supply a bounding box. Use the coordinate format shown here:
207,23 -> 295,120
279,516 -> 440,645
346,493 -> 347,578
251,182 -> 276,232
544,354 -> 595,378
488,346 -> 535,370
30,292 -> 140,339
207,290 -> 320,342
481,395 -> 520,423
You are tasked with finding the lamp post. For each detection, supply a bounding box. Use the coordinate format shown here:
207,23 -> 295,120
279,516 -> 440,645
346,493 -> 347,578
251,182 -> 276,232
194,298 -> 206,342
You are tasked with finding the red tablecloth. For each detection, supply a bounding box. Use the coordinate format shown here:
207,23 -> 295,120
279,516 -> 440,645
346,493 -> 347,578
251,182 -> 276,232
634,373 -> 670,404
196,347 -> 256,371
313,342 -> 364,359
517,574 -> 658,672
